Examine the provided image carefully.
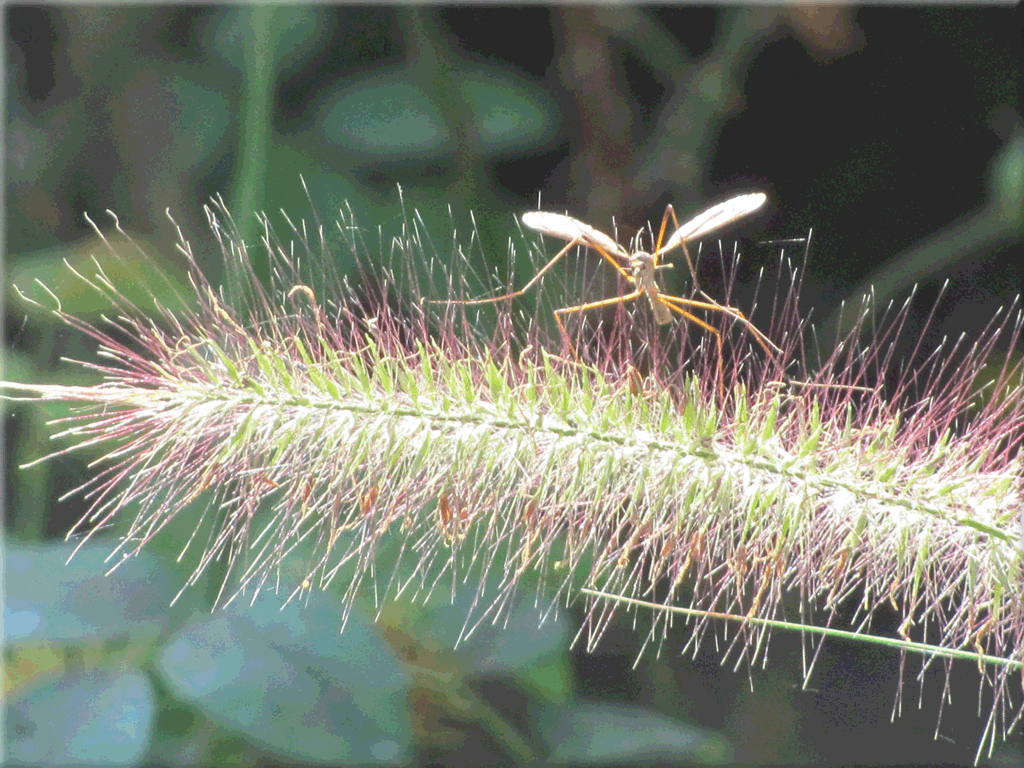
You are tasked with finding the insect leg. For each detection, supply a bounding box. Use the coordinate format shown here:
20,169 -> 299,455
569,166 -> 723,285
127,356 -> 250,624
553,290 -> 644,359
655,297 -> 726,401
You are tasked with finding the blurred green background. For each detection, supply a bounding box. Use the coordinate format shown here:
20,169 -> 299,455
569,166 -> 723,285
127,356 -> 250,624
4,6 -> 1022,766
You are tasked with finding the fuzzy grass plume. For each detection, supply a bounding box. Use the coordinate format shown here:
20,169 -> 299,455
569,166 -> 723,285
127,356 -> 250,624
5,194 -> 1024,759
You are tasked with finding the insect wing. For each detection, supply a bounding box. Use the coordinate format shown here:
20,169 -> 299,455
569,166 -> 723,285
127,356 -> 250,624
522,211 -> 627,260
661,192 -> 767,253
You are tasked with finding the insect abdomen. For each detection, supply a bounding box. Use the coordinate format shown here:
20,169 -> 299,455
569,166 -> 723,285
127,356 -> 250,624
650,296 -> 672,325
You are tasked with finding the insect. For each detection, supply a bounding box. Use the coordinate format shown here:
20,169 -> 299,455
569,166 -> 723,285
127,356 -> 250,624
436,193 -> 784,397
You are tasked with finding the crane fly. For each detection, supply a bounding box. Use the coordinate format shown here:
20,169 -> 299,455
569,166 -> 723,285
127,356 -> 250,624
435,193 -> 783,398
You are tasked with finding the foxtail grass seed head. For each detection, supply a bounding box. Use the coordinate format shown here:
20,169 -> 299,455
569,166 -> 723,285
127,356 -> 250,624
5,194 -> 1023,759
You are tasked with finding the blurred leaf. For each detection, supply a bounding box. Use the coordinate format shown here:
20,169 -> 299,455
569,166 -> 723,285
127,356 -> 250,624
459,69 -> 556,154
156,590 -> 411,765
166,77 -> 233,168
991,135 -> 1024,230
318,520 -> 572,691
2,387 -> 86,540
237,520 -> 572,705
319,64 -> 557,159
405,584 -> 571,703
204,7 -> 332,73
3,540 -> 178,646
536,702 -> 732,765
263,141 -> 366,230
5,668 -> 156,766
3,646 -> 65,700
6,235 -> 193,320
6,112 -> 52,187
323,73 -> 445,156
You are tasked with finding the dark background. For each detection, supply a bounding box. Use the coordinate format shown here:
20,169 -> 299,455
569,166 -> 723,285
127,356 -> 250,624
4,6 -> 1022,766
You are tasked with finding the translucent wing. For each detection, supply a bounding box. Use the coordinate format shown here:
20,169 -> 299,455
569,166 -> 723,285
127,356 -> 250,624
522,211 -> 628,261
661,192 -> 767,254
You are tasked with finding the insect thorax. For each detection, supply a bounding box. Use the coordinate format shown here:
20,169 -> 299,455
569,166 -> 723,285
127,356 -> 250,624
630,252 -> 659,290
